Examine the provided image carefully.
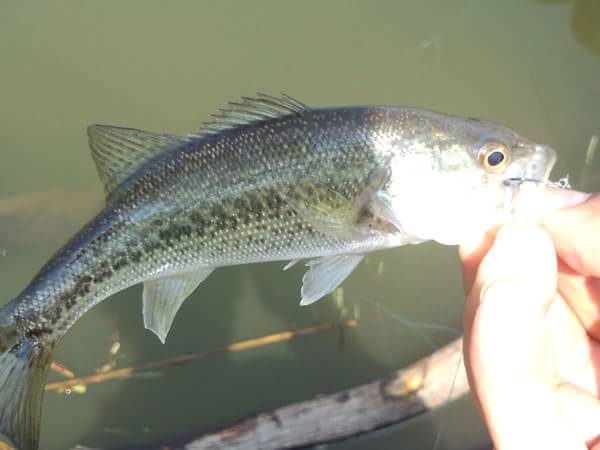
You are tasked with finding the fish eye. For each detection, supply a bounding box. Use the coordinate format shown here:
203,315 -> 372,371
478,143 -> 511,173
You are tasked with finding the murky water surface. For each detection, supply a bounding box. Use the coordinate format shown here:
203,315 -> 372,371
1,1 -> 599,448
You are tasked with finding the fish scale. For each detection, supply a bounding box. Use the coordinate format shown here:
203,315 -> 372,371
19,111 -> 383,342
0,94 -> 557,450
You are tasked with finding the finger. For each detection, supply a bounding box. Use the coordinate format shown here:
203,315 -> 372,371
540,187 -> 591,210
540,193 -> 600,277
458,229 -> 496,295
465,223 -> 557,375
556,259 -> 600,341
463,223 -> 555,388
541,192 -> 600,338
554,382 -> 600,446
463,223 -> 556,347
459,188 -> 590,297
464,224 -> 584,449
547,294 -> 600,397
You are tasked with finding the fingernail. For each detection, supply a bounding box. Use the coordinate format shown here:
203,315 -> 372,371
543,188 -> 591,209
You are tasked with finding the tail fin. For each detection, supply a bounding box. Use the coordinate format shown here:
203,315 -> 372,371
0,305 -> 53,450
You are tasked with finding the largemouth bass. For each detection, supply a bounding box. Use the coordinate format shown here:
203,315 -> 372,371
0,94 -> 556,450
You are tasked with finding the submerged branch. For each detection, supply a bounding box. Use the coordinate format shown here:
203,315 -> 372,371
45,323 -> 470,450
50,361 -> 76,379
46,320 -> 357,393
116,337 -> 467,450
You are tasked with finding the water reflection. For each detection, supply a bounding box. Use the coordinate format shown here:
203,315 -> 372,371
0,190 -> 100,249
531,0 -> 600,55
572,0 -> 600,55
2,0 -> 599,448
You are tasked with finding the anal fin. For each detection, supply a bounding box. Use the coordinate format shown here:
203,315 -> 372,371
143,268 -> 213,343
300,254 -> 364,306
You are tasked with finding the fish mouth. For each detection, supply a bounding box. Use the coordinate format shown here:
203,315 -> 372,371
501,144 -> 560,217
503,144 -> 558,188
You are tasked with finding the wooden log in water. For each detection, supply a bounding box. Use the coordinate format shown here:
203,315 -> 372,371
118,337 -> 468,450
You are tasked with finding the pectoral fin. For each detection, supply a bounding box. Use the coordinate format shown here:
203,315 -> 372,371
371,192 -> 404,231
288,164 -> 399,241
143,268 -> 213,343
300,254 -> 364,306
287,183 -> 369,241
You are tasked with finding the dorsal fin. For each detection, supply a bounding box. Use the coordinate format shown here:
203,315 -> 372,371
196,93 -> 309,136
88,94 -> 308,196
88,125 -> 187,196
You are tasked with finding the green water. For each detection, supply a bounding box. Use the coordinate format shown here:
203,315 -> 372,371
0,1 -> 599,449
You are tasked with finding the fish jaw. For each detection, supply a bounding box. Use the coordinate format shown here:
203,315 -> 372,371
530,144 -> 557,181
503,143 -> 557,183
504,143 -> 558,220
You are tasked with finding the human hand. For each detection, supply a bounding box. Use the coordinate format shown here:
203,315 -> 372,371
459,189 -> 600,450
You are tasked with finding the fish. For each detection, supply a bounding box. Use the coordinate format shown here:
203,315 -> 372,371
0,94 -> 556,450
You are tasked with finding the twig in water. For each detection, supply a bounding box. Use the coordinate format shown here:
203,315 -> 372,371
50,361 -> 75,379
579,133 -> 599,188
45,320 -> 358,393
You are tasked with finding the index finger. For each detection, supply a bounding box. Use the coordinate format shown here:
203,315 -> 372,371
540,192 -> 600,278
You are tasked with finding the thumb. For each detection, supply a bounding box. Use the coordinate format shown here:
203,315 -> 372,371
464,222 -> 557,375
464,223 -> 584,449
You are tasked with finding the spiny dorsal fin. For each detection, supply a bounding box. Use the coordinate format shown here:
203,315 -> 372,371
88,94 -> 308,196
197,93 -> 309,135
88,125 -> 188,196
